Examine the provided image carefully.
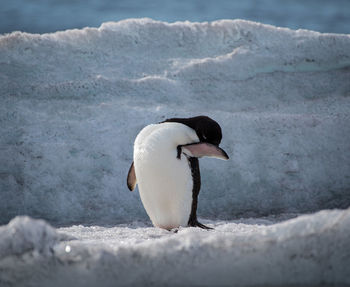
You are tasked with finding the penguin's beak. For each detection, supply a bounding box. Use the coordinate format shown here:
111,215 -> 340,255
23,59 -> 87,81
181,142 -> 229,160
216,145 -> 229,160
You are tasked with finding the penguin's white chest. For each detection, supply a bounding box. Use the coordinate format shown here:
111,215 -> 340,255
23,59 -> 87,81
133,123 -> 199,230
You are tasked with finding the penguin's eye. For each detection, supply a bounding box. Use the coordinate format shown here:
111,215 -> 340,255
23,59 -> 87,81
202,135 -> 207,140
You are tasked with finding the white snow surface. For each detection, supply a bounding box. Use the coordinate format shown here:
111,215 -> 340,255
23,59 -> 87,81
0,216 -> 73,259
0,209 -> 349,286
1,18 -> 350,225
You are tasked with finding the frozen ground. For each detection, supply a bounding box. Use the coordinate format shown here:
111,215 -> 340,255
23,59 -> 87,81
0,19 -> 350,286
1,209 -> 350,287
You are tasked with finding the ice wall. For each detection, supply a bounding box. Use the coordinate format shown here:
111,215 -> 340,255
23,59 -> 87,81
1,19 -> 350,224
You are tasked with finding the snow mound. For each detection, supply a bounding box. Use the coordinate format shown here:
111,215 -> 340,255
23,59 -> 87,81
0,209 -> 349,287
0,216 -> 73,258
0,19 -> 350,225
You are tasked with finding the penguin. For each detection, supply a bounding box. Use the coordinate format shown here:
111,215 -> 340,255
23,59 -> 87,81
127,116 -> 229,230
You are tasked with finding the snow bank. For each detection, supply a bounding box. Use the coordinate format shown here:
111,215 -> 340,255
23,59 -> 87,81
0,209 -> 349,287
0,216 -> 72,258
0,19 -> 350,224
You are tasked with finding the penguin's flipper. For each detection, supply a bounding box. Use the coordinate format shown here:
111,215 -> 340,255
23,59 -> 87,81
127,161 -> 137,191
181,142 -> 229,160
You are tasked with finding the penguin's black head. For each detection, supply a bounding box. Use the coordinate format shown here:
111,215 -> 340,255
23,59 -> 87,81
162,115 -> 223,146
191,116 -> 222,146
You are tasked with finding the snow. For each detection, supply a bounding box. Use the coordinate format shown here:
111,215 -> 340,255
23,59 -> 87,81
1,19 -> 349,225
0,209 -> 349,286
0,18 -> 350,286
1,0 -> 350,34
0,216 -> 72,259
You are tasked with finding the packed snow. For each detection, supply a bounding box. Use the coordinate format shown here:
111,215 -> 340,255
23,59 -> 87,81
0,19 -> 350,286
0,216 -> 73,258
0,209 -> 350,287
1,19 -> 349,225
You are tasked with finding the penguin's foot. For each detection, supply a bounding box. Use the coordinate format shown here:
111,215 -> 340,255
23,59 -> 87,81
170,228 -> 179,233
188,219 -> 213,230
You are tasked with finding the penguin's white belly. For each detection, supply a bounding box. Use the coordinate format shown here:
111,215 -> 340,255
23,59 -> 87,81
134,123 -> 199,230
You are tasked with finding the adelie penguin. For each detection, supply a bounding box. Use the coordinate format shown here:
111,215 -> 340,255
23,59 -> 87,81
127,116 -> 229,230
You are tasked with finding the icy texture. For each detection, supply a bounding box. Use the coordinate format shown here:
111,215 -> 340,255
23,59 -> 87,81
1,19 -> 350,225
0,209 -> 349,287
0,216 -> 72,258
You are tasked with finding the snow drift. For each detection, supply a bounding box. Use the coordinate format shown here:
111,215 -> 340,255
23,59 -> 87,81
1,19 -> 350,225
0,216 -> 73,258
1,209 -> 350,287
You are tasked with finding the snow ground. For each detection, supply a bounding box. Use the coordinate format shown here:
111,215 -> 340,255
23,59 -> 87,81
0,209 -> 349,287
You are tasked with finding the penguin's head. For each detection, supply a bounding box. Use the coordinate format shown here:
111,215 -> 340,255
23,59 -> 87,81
161,115 -> 229,161
162,115 -> 223,146
191,116 -> 222,146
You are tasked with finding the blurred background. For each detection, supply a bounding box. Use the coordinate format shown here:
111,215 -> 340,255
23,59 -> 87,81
1,0 -> 349,34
